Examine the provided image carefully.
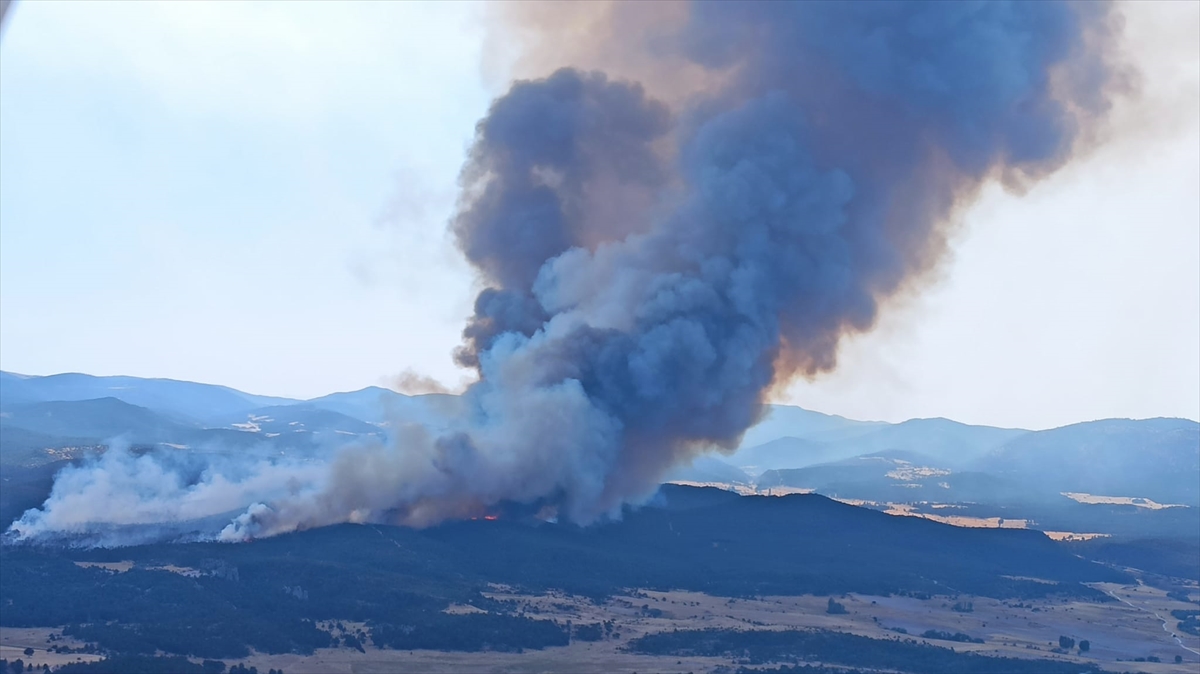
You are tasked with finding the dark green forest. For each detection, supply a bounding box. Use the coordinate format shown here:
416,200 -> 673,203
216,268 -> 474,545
0,487 -> 1129,661
628,629 -> 1110,674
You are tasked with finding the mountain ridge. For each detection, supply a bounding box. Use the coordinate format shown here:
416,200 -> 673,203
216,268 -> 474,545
2,371 -> 1196,534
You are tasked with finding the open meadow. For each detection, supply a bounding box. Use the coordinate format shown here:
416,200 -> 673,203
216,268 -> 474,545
128,580 -> 1200,674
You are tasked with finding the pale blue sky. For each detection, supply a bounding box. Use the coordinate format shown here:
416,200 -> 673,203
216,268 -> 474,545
1,1 -> 1197,429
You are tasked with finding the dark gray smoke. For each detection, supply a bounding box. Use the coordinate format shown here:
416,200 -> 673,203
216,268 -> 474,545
453,69 -> 674,368
444,2 -> 1123,518
9,1 -> 1126,543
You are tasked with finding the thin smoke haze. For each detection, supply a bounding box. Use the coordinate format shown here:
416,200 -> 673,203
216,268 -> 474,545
0,0 -> 15,38
10,1 -> 1128,545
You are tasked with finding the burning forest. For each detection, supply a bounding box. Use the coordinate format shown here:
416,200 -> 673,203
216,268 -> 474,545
7,0 -> 1127,546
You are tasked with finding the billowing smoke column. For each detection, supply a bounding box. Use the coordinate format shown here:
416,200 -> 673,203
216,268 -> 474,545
8,1 -> 1123,544
432,1 -> 1123,522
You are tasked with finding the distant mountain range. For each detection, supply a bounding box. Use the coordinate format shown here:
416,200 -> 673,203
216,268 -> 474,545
0,372 -> 449,459
741,416 -> 1199,506
1,370 -> 1197,535
0,370 -> 293,422
976,417 -> 1200,502
732,413 -> 1028,472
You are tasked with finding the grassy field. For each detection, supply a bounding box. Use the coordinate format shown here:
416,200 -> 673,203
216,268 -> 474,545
5,583 -> 1196,673
0,627 -> 103,669
174,582 -> 1200,674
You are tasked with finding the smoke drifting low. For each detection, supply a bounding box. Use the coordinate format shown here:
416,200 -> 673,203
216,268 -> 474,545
9,1 -> 1126,544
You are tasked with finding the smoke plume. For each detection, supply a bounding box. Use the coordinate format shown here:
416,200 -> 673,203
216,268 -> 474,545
10,1 -> 1125,544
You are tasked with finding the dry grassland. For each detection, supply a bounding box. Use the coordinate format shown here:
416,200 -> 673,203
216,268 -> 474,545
1062,494 -> 1187,510
0,627 -> 104,669
72,561 -> 133,573
6,573 -> 1195,673
222,584 -> 1200,674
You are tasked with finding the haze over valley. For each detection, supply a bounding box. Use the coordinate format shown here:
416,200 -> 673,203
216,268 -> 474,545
3,370 -> 1197,546
1,1 -> 1198,673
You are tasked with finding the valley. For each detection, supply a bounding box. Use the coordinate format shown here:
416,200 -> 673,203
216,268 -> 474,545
1,372 -> 1197,674
2,1 -> 1195,671
5,580 -> 1197,673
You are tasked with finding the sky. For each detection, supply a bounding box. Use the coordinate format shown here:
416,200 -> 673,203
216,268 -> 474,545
0,1 -> 1197,431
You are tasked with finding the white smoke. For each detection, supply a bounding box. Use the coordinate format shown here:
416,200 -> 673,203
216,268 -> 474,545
8,337 -> 629,545
7,441 -> 327,546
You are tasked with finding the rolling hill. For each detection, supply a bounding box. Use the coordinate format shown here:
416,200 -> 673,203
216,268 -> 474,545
2,370 -> 1196,542
757,450 -> 1037,504
733,435 -> 848,474
0,485 -> 1131,655
212,404 -> 384,438
305,386 -> 462,428
0,371 -> 297,422
0,398 -> 387,469
737,404 -> 884,449
1,397 -> 194,443
756,418 -> 1200,507
975,417 -> 1200,505
731,416 -> 1028,474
